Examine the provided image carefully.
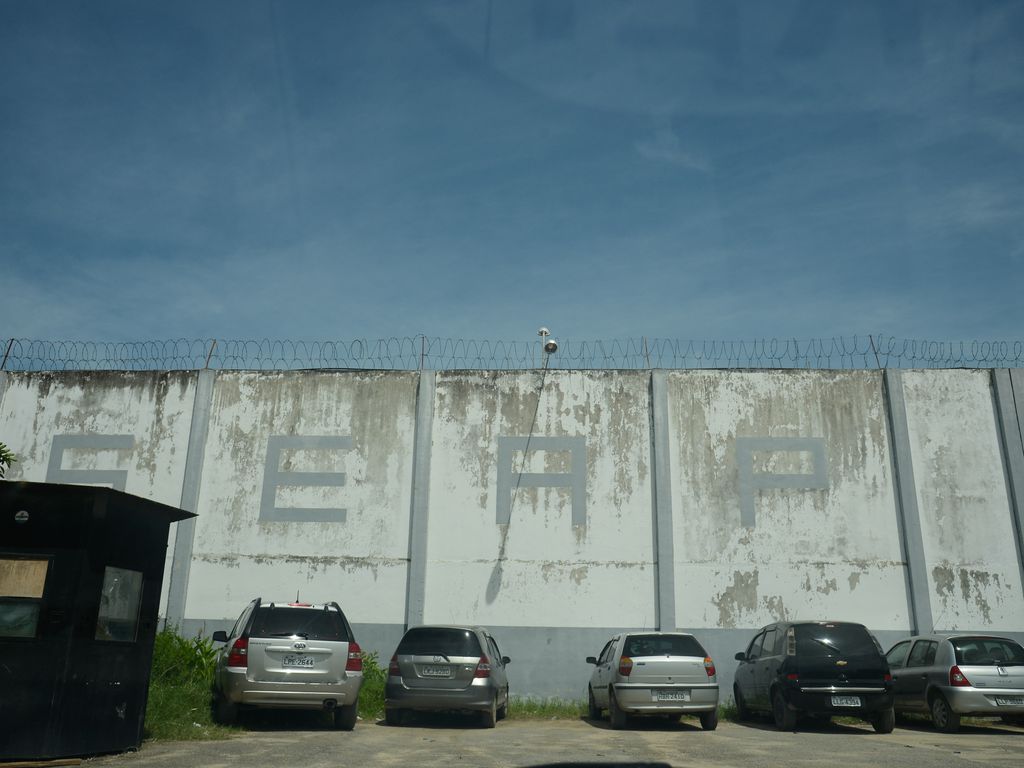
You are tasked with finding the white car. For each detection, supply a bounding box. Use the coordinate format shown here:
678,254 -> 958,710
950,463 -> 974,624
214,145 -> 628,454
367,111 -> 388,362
887,634 -> 1024,732
212,598 -> 364,730
586,632 -> 719,730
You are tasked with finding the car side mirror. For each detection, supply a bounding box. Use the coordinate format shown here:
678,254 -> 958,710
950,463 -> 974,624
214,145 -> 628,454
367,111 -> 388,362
212,630 -> 229,643
734,651 -> 746,661
586,656 -> 598,665
502,656 -> 511,665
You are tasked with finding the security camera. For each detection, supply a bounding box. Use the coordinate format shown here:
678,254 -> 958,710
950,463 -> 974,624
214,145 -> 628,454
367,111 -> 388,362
537,327 -> 550,338
543,339 -> 558,354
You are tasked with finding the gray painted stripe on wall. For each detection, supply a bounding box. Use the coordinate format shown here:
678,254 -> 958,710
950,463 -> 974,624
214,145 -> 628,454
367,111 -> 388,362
651,371 -> 676,631
166,369 -> 216,629
405,370 -> 435,629
0,372 -> 8,474
994,369 -> 1024,586
0,373 -> 8,425
883,369 -> 933,635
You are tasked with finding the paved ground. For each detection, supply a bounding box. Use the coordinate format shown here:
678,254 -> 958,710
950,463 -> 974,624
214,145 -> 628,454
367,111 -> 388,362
90,715 -> 1024,768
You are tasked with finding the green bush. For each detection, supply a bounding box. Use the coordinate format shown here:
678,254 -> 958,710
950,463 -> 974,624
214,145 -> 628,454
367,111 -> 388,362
145,628 -> 234,741
0,441 -> 15,479
358,651 -> 387,720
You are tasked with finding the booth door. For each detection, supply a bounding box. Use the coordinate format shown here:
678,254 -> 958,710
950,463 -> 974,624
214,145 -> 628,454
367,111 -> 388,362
0,551 -> 78,760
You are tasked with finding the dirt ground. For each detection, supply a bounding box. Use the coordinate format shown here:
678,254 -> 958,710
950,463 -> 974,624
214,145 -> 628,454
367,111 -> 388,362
86,713 -> 1024,768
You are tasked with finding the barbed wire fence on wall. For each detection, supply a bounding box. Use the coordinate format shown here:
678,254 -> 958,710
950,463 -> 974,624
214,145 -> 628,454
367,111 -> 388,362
1,336 -> 1022,373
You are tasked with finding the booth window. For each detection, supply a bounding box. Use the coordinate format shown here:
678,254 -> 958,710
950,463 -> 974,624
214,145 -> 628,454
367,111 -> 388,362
0,557 -> 50,638
95,567 -> 143,642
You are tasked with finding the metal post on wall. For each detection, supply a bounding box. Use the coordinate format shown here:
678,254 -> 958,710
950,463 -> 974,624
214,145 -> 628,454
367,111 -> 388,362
869,335 -> 882,368
1,338 -> 13,371
204,339 -> 217,369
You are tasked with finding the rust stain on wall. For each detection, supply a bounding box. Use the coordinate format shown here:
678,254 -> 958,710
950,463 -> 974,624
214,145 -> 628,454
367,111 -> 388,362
712,569 -> 759,628
932,563 -> 1002,625
195,553 -> 406,582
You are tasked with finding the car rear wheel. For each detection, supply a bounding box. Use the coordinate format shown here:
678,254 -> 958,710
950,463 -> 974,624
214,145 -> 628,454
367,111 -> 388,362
872,707 -> 895,734
384,707 -> 404,726
333,703 -> 358,731
699,709 -> 719,731
608,689 -> 628,730
772,689 -> 797,731
213,692 -> 237,725
479,695 -> 497,728
587,686 -> 601,720
733,684 -> 750,721
930,694 -> 960,733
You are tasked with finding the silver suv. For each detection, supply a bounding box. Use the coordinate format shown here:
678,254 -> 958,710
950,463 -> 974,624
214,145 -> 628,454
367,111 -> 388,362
212,599 -> 364,730
586,632 -> 720,730
886,634 -> 1024,732
385,625 -> 511,728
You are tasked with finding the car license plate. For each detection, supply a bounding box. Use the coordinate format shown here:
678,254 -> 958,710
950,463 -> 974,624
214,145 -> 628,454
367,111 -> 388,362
283,654 -> 313,668
421,665 -> 451,678
656,690 -> 690,702
995,696 -> 1024,706
831,695 -> 861,707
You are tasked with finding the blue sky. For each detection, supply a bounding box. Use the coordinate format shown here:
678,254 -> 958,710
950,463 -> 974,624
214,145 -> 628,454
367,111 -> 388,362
1,0 -> 1021,345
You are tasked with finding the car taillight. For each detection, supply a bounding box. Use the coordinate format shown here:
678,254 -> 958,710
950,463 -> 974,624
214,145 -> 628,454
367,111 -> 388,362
703,657 -> 716,677
884,672 -> 892,683
227,637 -> 249,668
949,665 -> 972,687
785,672 -> 799,681
346,641 -> 363,672
618,656 -> 633,677
475,655 -> 492,678
388,654 -> 400,676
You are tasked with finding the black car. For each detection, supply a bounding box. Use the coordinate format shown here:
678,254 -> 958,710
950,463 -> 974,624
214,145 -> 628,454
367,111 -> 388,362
732,620 -> 894,733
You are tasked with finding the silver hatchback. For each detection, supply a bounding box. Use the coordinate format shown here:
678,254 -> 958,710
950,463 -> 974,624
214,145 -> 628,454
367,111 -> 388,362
212,599 -> 364,730
886,634 -> 1024,732
385,625 -> 511,728
586,632 -> 720,730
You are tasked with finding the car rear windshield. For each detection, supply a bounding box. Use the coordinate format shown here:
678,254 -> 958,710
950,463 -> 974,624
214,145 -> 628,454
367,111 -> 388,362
795,623 -> 879,658
397,627 -> 482,657
953,637 -> 1024,666
250,607 -> 349,642
624,634 -> 706,658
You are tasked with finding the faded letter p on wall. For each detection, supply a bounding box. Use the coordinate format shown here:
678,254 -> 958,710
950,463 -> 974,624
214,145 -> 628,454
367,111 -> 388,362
736,437 -> 828,528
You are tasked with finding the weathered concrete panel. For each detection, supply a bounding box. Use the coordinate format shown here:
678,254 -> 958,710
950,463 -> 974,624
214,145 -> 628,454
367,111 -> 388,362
425,371 -> 655,627
667,370 -> 910,630
902,370 -> 1024,631
185,371 -> 418,624
0,371 -> 197,614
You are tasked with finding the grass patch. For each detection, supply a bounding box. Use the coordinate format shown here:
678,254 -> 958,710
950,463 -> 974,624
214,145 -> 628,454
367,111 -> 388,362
509,697 -> 586,720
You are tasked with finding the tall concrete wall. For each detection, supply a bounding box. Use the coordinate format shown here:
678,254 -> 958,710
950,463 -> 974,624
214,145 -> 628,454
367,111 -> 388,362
0,371 -> 197,616
667,371 -> 909,631
2,368 -> 1023,701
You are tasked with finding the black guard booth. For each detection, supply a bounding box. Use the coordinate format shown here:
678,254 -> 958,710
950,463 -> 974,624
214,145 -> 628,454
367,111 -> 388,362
0,481 -> 194,759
